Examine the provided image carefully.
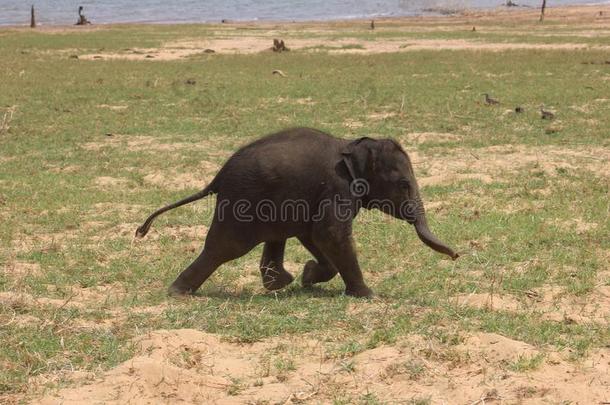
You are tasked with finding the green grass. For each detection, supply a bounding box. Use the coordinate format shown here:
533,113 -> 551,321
508,353 -> 546,372
0,20 -> 608,400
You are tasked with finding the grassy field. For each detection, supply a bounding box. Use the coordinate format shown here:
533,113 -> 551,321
0,7 -> 609,404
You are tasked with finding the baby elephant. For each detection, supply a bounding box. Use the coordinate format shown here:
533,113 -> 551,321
136,127 -> 458,297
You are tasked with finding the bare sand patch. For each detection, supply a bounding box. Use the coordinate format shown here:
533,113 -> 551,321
81,135 -> 222,156
69,282 -> 127,304
453,284 -> 610,324
12,231 -> 79,254
0,282 -> 128,312
273,96 -> 318,106
0,291 -> 86,310
554,217 -> 599,234
79,48 -> 203,61
1,261 -> 41,280
92,202 -> 147,216
458,332 -> 540,363
420,172 -> 495,186
538,285 -> 610,324
403,131 -> 462,145
79,37 -> 610,60
409,144 -> 610,186
48,164 -> 81,174
8,314 -> 42,327
34,328 -> 610,404
142,169 -> 215,191
367,111 -> 397,121
453,292 -> 523,312
97,104 -> 128,111
93,176 -> 129,188
82,135 -> 156,151
295,97 -> 316,105
101,222 -> 208,242
342,118 -> 364,129
0,155 -> 16,163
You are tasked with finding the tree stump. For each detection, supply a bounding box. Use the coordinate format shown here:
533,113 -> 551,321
272,39 -> 289,52
539,0 -> 547,22
76,6 -> 91,25
30,5 -> 36,28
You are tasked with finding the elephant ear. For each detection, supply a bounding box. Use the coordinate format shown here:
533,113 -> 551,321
341,137 -> 379,179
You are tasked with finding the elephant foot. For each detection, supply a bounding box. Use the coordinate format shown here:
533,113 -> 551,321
261,266 -> 294,291
302,260 -> 337,287
167,281 -> 195,296
345,285 -> 374,298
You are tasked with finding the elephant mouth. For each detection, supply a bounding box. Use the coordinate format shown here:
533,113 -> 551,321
400,201 -> 420,224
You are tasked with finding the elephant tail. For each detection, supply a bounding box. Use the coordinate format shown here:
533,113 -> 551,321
135,184 -> 216,239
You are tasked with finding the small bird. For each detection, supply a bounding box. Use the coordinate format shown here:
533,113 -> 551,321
472,26 -> 476,32
515,106 -> 524,113
484,93 -> 500,105
540,105 -> 555,119
371,20 -> 375,30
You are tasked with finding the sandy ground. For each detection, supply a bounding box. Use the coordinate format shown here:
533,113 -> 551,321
26,4 -> 605,60
33,329 -> 609,404
76,39 -> 610,61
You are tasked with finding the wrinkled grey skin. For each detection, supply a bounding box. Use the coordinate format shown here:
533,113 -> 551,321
136,127 -> 458,298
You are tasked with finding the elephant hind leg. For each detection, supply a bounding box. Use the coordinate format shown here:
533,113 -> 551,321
168,222 -> 256,295
298,235 -> 338,287
260,240 -> 294,291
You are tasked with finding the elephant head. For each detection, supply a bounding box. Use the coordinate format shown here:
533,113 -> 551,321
341,137 -> 459,260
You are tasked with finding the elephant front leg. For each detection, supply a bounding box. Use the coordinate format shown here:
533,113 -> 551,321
298,235 -> 338,286
312,224 -> 373,298
260,240 -> 294,291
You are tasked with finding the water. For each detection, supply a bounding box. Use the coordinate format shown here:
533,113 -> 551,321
0,0 -> 607,26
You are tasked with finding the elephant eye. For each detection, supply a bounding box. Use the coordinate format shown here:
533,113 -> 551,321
399,179 -> 410,189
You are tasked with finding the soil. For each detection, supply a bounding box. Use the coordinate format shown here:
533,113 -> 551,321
58,5 -> 610,60
453,285 -> 610,324
407,143 -> 610,187
35,329 -> 610,404
76,36 -> 610,60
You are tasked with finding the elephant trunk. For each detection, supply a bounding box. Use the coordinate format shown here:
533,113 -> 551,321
414,214 -> 459,260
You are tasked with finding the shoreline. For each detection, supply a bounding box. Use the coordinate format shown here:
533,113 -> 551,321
2,4 -> 610,30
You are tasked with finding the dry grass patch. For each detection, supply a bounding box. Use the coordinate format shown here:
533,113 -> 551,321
11,232 -> 79,255
0,282 -> 127,311
93,176 -> 130,188
81,135 -> 222,154
401,132 -> 462,145
453,284 -> 610,325
409,144 -> 610,186
142,169 -> 214,192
